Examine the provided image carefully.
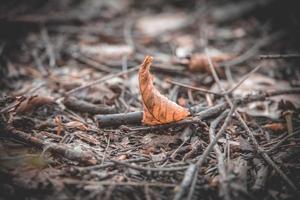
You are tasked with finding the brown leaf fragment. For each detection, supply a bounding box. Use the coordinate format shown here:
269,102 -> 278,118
189,53 -> 234,72
139,56 -> 190,125
263,123 -> 286,132
15,95 -> 54,114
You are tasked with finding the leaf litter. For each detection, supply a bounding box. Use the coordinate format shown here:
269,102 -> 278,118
0,1 -> 300,200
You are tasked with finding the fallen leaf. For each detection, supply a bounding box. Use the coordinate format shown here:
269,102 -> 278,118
139,56 -> 190,125
15,95 -> 54,114
263,123 -> 286,132
189,53 -> 234,72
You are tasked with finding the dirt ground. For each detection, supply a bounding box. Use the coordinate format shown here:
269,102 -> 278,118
1,0 -> 300,200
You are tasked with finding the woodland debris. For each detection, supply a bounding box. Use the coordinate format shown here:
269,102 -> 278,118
14,96 -> 54,114
3,126 -> 97,165
1,1 -> 300,199
96,88 -> 300,127
188,53 -> 234,72
64,96 -> 117,114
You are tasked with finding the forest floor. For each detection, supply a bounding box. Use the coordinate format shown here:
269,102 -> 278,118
0,0 -> 300,200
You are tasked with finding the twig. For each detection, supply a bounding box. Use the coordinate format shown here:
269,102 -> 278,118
62,179 -> 177,188
101,136 -> 110,164
266,129 -> 300,153
110,159 -> 189,172
209,111 -> 232,200
71,52 -> 113,73
259,54 -> 300,60
65,65 -> 140,96
223,63 -> 262,95
174,107 -> 234,200
234,157 -> 248,191
252,158 -> 269,191
166,79 -> 221,96
64,96 -> 117,114
76,157 -> 149,171
167,63 -> 262,96
259,149 -> 298,192
206,48 -> 299,195
3,126 -> 97,165
186,108 -> 235,200
96,111 -> 143,127
173,164 -> 197,200
96,88 -> 300,127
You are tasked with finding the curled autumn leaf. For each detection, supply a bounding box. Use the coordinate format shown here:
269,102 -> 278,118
139,56 -> 190,125
189,53 -> 234,72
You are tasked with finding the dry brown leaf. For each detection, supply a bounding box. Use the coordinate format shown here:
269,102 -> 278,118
139,56 -> 190,125
263,123 -> 286,132
15,95 -> 54,114
189,53 -> 234,72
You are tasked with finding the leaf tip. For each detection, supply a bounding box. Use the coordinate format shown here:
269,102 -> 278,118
141,55 -> 153,70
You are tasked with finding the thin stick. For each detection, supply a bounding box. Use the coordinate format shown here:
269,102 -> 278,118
101,136 -> 110,164
174,108 -> 234,200
65,65 -> 140,96
186,107 -> 235,200
259,54 -> 300,60
71,52 -> 113,73
166,79 -> 221,96
4,127 -> 97,165
209,112 -> 232,200
62,179 -> 177,188
223,63 -> 262,95
95,87 -> 300,127
205,48 -> 299,195
110,159 -> 189,172
167,63 -> 262,96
